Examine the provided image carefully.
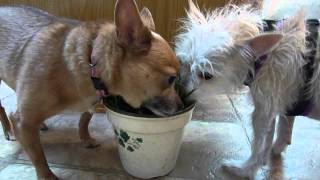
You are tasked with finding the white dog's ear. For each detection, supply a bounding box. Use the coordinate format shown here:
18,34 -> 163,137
280,10 -> 305,32
115,0 -> 152,51
187,0 -> 206,24
140,7 -> 155,31
247,33 -> 283,57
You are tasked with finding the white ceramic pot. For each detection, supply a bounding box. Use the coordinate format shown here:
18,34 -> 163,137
106,103 -> 195,179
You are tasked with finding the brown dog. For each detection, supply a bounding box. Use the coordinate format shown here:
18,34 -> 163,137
0,0 -> 182,179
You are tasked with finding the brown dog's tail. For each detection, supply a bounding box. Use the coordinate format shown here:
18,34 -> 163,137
0,80 -> 14,141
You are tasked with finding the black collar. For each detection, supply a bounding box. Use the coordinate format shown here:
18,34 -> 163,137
286,19 -> 319,116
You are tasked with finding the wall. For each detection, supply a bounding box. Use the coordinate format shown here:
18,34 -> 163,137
0,0 -> 226,41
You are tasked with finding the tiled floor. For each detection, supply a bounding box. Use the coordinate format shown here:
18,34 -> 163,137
1,82 -> 320,180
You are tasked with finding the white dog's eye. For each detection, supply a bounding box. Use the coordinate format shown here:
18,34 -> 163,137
197,71 -> 213,80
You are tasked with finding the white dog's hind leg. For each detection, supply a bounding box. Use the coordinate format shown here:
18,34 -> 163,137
272,115 -> 295,155
224,109 -> 276,179
262,117 -> 276,165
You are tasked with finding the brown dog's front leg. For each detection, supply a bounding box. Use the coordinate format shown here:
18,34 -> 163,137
11,114 -> 58,180
0,102 -> 14,140
79,111 -> 99,148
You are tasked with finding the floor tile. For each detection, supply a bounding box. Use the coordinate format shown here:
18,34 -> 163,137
0,139 -> 20,160
170,121 -> 251,180
0,83 -> 15,100
0,163 -> 196,180
17,113 -> 125,173
1,82 -> 320,180
0,163 -> 135,180
191,84 -> 238,123
0,95 -> 17,114
0,159 -> 10,171
0,130 -> 21,160
228,91 -> 320,180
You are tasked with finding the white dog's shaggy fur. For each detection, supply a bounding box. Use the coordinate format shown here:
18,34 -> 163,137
175,2 -> 263,85
262,0 -> 320,19
176,0 -> 320,179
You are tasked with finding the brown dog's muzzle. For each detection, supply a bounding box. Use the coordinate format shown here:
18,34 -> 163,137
143,89 -> 183,117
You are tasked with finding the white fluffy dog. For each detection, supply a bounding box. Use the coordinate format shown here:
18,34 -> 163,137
176,0 -> 320,179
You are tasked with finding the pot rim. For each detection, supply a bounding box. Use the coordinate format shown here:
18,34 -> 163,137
105,100 -> 196,119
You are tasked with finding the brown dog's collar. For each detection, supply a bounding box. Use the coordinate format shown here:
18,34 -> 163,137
89,40 -> 108,98
90,68 -> 108,97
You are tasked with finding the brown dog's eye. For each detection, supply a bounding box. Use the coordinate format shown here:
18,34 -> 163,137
168,76 -> 176,84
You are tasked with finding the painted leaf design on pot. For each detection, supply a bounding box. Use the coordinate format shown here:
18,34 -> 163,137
114,129 -> 119,136
118,138 -> 125,148
136,138 -> 143,143
114,129 -> 143,152
127,146 -> 134,152
120,130 -> 130,142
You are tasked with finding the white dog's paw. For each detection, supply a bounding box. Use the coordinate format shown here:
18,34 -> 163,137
222,164 -> 254,180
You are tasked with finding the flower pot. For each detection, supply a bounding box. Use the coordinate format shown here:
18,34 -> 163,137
105,101 -> 195,179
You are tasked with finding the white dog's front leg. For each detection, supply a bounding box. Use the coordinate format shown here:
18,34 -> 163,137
224,109 -> 276,179
272,115 -> 295,155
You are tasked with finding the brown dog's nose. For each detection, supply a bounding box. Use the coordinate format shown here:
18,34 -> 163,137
175,94 -> 184,111
143,89 -> 184,116
177,101 -> 184,111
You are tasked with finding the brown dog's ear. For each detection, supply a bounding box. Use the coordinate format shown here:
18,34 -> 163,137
115,0 -> 152,52
140,7 -> 155,31
247,33 -> 283,57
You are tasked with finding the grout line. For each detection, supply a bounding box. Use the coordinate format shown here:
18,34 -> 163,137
10,159 -> 197,180
0,93 -> 16,101
0,163 -> 9,172
14,159 -> 127,175
0,157 -> 18,172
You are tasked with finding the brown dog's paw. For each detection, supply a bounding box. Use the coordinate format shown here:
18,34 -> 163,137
5,134 -> 16,141
4,129 -> 16,141
40,123 -> 49,131
82,138 -> 100,149
40,172 -> 59,180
